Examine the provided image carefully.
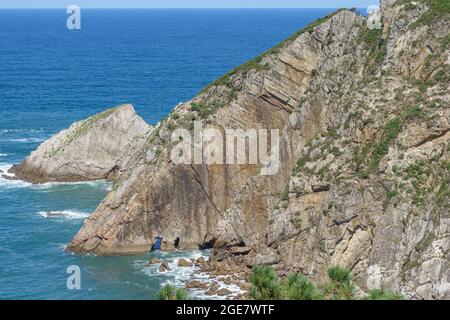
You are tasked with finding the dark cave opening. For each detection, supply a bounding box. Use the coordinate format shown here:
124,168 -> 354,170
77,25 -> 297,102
198,237 -> 216,250
174,237 -> 180,249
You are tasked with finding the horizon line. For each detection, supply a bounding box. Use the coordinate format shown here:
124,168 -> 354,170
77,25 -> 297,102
0,7 -> 362,9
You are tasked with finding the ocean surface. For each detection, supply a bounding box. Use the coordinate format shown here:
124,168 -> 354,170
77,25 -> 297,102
0,8 -> 338,299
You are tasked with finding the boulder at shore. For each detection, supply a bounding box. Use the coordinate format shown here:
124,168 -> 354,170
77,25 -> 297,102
10,104 -> 151,183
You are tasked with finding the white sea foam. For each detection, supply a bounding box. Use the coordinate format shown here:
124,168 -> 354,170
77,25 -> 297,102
139,250 -> 245,300
5,138 -> 45,143
37,210 -> 91,219
0,154 -> 7,157
0,176 -> 33,189
0,164 -> 14,175
32,180 -> 111,190
1,128 -> 44,133
0,164 -> 22,188
0,163 -> 111,190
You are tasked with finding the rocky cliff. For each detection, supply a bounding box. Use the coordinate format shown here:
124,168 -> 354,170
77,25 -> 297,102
17,0 -> 449,299
10,104 -> 151,183
66,9 -> 353,255
263,1 -> 450,300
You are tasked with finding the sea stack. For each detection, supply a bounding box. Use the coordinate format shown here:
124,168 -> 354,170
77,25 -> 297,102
10,104 -> 151,183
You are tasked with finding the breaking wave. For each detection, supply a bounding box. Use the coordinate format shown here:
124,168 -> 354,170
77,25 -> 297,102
0,128 -> 44,133
37,210 -> 91,219
4,138 -> 45,143
0,163 -> 111,190
138,250 -> 245,300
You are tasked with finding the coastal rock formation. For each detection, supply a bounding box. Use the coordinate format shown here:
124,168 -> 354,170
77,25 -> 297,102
69,1 -> 449,299
17,0 -> 449,299
67,8 -> 359,255
10,104 -> 151,183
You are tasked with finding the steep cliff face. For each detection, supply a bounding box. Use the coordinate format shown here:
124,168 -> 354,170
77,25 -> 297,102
264,1 -> 450,300
67,9 -> 363,255
10,104 -> 151,183
24,0 -> 446,299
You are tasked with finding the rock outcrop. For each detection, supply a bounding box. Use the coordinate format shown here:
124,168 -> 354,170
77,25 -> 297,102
67,2 -> 449,299
17,0 -> 449,299
10,104 -> 151,183
67,9 -> 358,255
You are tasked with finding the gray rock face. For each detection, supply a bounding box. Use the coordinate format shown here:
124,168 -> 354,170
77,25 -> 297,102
10,104 -> 151,183
67,9 -> 362,255
263,1 -> 450,300
14,0 -> 446,300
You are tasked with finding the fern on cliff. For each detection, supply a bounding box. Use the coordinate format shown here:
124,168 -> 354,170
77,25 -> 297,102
156,284 -> 189,300
248,265 -> 403,300
281,274 -> 323,300
364,288 -> 404,300
249,266 -> 282,300
323,266 -> 356,300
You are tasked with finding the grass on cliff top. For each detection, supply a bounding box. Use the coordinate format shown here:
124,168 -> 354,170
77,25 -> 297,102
266,8 -> 353,55
200,8 -> 352,95
407,0 -> 450,28
202,55 -> 271,91
66,106 -> 120,144
47,105 -> 121,158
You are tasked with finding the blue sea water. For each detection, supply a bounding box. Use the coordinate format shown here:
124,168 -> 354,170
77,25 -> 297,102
0,8 -> 337,299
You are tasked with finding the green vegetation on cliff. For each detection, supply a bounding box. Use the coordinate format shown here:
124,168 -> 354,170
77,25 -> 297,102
323,266 -> 356,300
364,288 -> 405,300
248,266 -> 403,300
358,27 -> 385,69
68,106 -> 120,143
282,274 -> 324,300
409,0 -> 450,28
200,9 -> 349,95
156,284 -> 189,300
249,266 -> 282,300
354,117 -> 402,178
46,105 -> 121,158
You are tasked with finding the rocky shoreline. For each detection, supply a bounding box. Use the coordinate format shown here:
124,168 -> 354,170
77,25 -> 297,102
146,253 -> 252,300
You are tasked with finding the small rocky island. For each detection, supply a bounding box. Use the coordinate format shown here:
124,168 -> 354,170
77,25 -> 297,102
12,0 -> 449,299
9,104 -> 151,183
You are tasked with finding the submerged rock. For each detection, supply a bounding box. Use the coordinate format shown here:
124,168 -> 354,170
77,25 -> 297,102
194,257 -> 206,266
238,282 -> 252,291
159,260 -> 171,272
148,258 -> 162,265
178,258 -> 193,267
216,288 -> 233,296
45,212 -> 66,218
186,280 -> 208,289
205,282 -> 220,296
